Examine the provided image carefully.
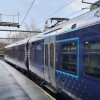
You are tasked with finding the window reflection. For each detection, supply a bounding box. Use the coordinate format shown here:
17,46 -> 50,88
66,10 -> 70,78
84,39 -> 100,79
61,42 -> 77,73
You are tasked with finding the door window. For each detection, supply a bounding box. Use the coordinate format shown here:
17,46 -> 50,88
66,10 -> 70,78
50,43 -> 54,67
45,44 -> 48,66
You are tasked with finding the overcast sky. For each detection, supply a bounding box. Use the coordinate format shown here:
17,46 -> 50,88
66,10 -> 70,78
0,0 -> 97,38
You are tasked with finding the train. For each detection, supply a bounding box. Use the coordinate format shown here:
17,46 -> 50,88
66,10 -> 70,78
4,1 -> 100,100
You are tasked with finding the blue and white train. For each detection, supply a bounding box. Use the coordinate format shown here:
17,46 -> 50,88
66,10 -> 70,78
4,1 -> 100,100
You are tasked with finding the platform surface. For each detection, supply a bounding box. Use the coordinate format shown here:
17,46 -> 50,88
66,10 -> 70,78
0,60 -> 55,100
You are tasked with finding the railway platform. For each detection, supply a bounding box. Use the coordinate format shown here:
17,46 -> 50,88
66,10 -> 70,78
0,60 -> 55,100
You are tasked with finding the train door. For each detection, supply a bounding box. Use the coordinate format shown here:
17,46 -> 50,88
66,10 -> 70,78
49,36 -> 56,86
44,38 -> 50,83
44,36 -> 56,86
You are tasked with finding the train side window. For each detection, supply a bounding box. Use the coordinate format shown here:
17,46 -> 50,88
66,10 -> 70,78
61,42 -> 77,73
50,43 -> 54,67
45,44 -> 48,66
85,41 -> 100,52
84,40 -> 100,79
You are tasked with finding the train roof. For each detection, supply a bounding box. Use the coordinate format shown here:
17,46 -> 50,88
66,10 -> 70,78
5,33 -> 44,48
43,7 -> 100,38
5,37 -> 31,48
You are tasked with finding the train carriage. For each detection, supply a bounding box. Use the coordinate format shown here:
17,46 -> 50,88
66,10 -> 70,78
43,7 -> 100,99
55,19 -> 100,100
28,33 -> 44,79
4,1 -> 100,99
4,38 -> 30,70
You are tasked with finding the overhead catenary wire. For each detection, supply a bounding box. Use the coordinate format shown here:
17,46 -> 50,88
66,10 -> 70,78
39,5 -> 91,30
65,5 -> 91,18
20,0 -> 36,27
21,0 -> 90,31
7,0 -> 36,36
8,0 -> 36,37
65,9 -> 83,17
36,0 -> 76,26
65,8 -> 89,18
